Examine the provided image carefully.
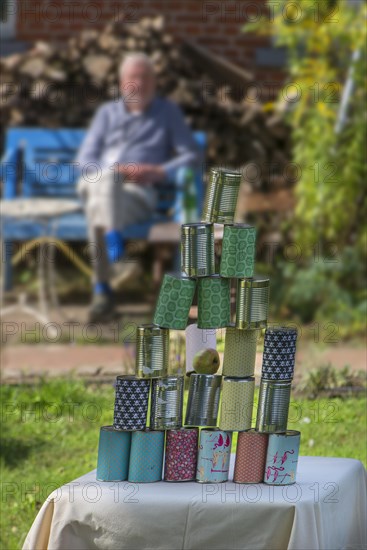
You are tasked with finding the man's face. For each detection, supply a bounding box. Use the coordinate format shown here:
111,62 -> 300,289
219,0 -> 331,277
120,62 -> 156,111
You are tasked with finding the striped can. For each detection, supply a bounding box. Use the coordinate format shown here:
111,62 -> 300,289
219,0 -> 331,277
202,167 -> 242,224
181,223 -> 215,277
185,373 -> 222,427
264,431 -> 301,485
96,426 -> 131,482
128,429 -> 165,483
113,376 -> 150,431
196,428 -> 232,483
153,274 -> 196,330
219,377 -> 255,431
234,429 -> 269,484
135,324 -> 169,378
164,427 -> 199,482
197,275 -> 231,329
262,327 -> 298,381
256,379 -> 292,433
220,223 -> 256,278
150,376 -> 184,430
236,277 -> 270,329
222,326 -> 259,378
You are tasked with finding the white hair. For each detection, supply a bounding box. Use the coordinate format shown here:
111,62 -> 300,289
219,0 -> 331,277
119,53 -> 154,79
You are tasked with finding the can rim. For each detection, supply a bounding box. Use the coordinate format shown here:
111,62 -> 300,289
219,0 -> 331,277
223,223 -> 255,230
181,222 -> 213,229
137,324 -> 170,337
116,375 -> 143,381
190,373 -> 222,379
224,376 -> 255,382
210,167 -> 241,176
238,277 -> 270,288
265,326 -> 298,334
269,430 -> 301,437
260,379 -> 292,386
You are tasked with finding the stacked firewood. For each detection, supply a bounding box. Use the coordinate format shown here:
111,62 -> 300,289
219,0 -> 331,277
0,15 -> 291,192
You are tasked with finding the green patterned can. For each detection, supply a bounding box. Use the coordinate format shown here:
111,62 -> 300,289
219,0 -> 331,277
236,277 -> 270,329
197,275 -> 231,329
220,223 -> 256,278
181,223 -> 215,277
135,324 -> 169,378
153,274 -> 196,330
219,377 -> 255,431
202,167 -> 242,224
222,326 -> 259,377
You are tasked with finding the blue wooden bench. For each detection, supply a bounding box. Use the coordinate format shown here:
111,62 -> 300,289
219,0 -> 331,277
1,127 -> 206,289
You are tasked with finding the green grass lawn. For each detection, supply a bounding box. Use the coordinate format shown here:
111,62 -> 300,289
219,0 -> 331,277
1,378 -> 366,550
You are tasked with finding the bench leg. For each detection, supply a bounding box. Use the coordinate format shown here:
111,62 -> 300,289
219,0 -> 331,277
1,240 -> 13,292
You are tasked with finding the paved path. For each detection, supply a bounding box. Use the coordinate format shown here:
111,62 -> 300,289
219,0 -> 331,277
1,341 -> 365,384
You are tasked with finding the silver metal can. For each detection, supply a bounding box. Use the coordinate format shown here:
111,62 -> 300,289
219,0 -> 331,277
150,376 -> 184,430
256,379 -> 292,433
236,277 -> 270,329
181,223 -> 215,277
185,374 -> 222,427
135,324 -> 169,378
202,167 -> 242,224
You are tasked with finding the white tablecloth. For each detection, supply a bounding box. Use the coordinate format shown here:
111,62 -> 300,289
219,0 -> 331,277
23,456 -> 366,550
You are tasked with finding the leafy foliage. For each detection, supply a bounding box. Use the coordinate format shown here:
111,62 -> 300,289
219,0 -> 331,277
245,0 -> 367,250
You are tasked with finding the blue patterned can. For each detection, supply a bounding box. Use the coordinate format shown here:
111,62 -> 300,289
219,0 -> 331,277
264,430 -> 301,485
96,426 -> 131,482
196,429 -> 232,483
128,429 -> 165,483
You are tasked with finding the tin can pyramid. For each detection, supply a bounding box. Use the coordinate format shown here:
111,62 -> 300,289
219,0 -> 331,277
97,167 -> 300,485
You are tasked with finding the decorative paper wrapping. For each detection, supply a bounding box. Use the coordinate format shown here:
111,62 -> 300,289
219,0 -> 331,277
113,376 -> 150,431
220,223 -> 256,278
235,277 -> 270,329
201,167 -> 242,224
135,324 -> 169,378
222,326 -> 259,378
164,427 -> 199,482
264,430 -> 301,485
233,429 -> 269,484
96,426 -> 131,482
181,223 -> 215,277
219,377 -> 255,431
153,275 -> 196,330
185,374 -> 222,427
185,323 -> 217,374
150,376 -> 184,430
196,428 -> 232,483
256,379 -> 292,433
261,327 -> 298,380
197,275 -> 231,329
128,429 -> 165,483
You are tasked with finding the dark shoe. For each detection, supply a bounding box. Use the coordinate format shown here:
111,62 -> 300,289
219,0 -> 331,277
87,292 -> 115,323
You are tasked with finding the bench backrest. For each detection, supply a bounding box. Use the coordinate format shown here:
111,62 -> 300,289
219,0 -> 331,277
2,127 -> 206,218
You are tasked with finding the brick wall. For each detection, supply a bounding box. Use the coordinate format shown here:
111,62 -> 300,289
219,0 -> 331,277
15,0 -> 286,85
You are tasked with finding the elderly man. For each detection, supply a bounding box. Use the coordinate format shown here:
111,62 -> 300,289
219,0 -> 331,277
76,53 -> 199,322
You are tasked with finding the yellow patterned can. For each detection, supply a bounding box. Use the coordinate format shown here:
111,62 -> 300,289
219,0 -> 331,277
222,325 -> 259,378
219,377 -> 255,431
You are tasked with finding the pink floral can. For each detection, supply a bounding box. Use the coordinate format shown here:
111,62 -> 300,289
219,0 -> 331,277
164,427 -> 199,482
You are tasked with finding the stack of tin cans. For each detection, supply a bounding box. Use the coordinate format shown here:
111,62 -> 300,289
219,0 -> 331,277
95,166 -> 301,486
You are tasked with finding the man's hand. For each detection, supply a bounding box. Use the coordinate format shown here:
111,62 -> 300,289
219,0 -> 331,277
117,163 -> 165,184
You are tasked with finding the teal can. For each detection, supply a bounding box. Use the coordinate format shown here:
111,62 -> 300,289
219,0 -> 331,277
128,429 -> 165,483
264,430 -> 301,485
96,426 -> 131,481
196,428 -> 232,483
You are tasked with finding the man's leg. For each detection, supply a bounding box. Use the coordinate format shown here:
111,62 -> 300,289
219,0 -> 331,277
80,171 -> 156,322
